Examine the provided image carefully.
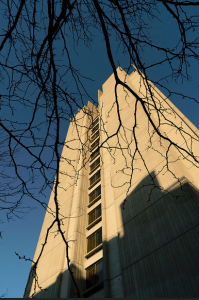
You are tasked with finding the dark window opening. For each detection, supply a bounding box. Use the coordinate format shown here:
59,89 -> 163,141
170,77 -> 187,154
86,260 -> 103,289
90,138 -> 99,151
87,229 -> 102,253
90,148 -> 100,161
90,158 -> 100,173
89,186 -> 101,203
88,205 -> 101,225
90,171 -> 100,187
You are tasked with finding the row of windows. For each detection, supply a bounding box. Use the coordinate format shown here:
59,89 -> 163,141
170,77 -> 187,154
86,116 -> 103,291
89,117 -> 101,204
90,116 -> 100,167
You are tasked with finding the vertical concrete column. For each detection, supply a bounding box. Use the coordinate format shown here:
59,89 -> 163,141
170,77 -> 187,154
99,90 -> 124,298
62,109 -> 90,297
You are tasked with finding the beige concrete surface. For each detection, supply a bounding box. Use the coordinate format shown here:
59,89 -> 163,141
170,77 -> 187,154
24,68 -> 199,298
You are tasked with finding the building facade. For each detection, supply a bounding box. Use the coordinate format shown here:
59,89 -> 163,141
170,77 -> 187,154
24,67 -> 199,298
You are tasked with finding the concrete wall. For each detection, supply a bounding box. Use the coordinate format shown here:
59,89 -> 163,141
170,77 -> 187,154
24,67 -> 199,298
99,67 -> 199,297
24,103 -> 98,298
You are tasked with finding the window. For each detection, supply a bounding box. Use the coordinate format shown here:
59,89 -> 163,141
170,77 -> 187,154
86,260 -> 103,289
90,138 -> 99,151
90,148 -> 99,161
91,123 -> 99,135
90,158 -> 100,173
91,117 -> 99,129
89,185 -> 101,203
90,171 -> 100,187
87,229 -> 102,253
91,130 -> 99,142
88,205 -> 101,225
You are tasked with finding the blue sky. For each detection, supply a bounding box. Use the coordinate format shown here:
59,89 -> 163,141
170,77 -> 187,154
0,2 -> 199,298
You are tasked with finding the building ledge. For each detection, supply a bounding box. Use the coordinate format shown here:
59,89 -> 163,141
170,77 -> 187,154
85,243 -> 103,258
87,195 -> 101,208
86,216 -> 102,230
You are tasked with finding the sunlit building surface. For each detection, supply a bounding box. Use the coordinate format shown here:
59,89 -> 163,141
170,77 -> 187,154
24,67 -> 199,298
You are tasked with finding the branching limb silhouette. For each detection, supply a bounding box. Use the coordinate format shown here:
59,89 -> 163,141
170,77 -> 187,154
0,0 -> 199,297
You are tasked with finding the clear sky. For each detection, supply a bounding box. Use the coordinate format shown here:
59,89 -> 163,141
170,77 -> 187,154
0,2 -> 199,298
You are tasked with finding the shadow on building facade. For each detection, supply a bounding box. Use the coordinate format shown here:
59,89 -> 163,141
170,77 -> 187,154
24,171 -> 199,297
24,263 -> 86,298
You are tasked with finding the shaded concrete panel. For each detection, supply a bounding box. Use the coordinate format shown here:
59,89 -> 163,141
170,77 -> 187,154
25,245 -> 66,297
115,177 -> 166,229
106,234 -> 122,280
25,265 -> 85,298
67,263 -> 85,297
122,225 -> 199,297
87,287 -> 104,298
59,267 -> 73,298
108,274 -> 123,298
185,164 -> 199,189
119,182 -> 199,270
24,270 -> 63,298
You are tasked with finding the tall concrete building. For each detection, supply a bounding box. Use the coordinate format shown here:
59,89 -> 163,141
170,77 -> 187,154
24,67 -> 199,298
